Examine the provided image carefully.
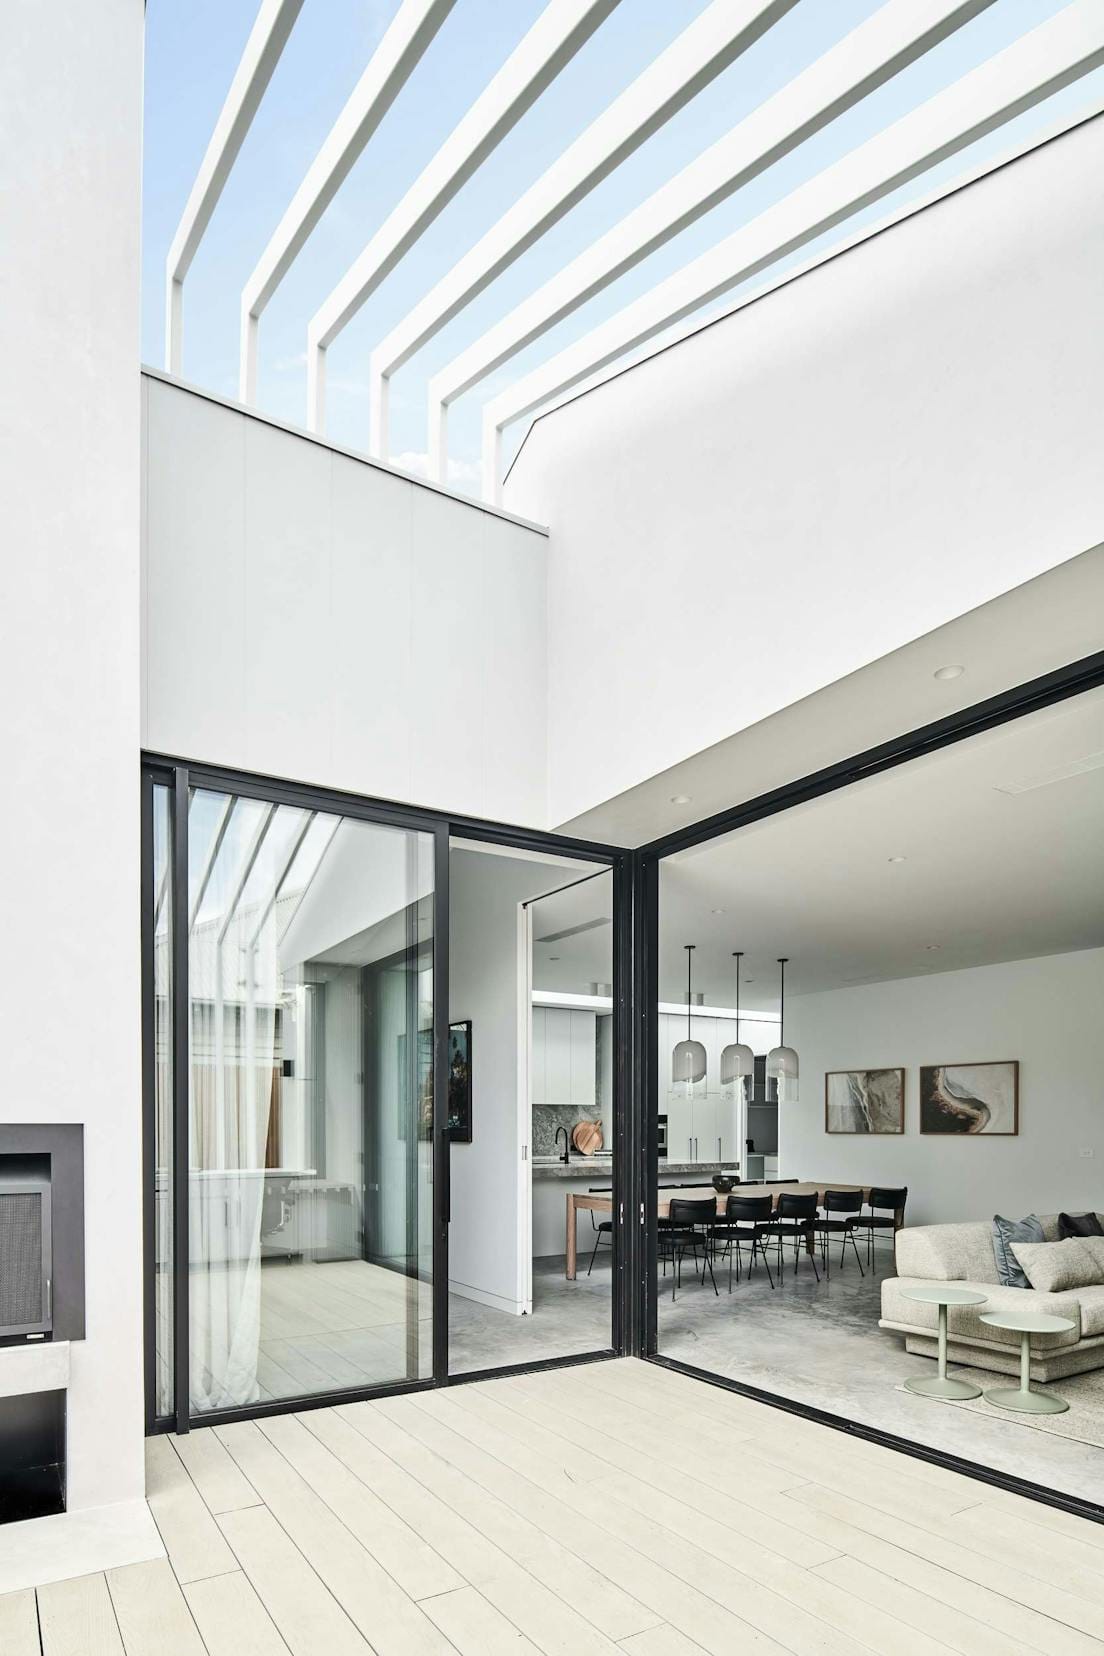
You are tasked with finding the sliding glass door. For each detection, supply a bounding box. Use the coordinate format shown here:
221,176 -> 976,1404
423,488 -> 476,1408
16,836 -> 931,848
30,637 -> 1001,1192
181,784 -> 435,1417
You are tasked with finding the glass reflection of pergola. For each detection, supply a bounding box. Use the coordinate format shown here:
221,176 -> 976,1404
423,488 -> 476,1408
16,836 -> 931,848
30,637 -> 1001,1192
163,0 -> 1104,498
188,796 -> 338,1170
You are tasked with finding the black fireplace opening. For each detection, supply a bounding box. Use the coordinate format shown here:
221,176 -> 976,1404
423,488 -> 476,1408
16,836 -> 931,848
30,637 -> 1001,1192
0,1389 -> 65,1524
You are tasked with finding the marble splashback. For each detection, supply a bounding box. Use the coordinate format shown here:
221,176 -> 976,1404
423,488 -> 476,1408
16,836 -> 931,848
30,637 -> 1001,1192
533,1104 -> 604,1157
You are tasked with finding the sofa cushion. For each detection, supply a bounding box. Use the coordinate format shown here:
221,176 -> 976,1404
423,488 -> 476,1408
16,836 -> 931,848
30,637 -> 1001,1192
1059,1211 -> 1104,1240
881,1276 -> 1082,1344
895,1221 -> 1002,1283
1010,1237 -> 1104,1293
1076,1286 -> 1104,1337
992,1213 -> 1045,1287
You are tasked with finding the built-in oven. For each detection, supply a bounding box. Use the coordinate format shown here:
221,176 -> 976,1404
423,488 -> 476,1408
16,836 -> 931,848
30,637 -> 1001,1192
656,1115 -> 668,1159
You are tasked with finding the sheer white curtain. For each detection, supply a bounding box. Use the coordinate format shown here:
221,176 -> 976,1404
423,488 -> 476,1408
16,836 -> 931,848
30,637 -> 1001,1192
189,892 -> 280,1412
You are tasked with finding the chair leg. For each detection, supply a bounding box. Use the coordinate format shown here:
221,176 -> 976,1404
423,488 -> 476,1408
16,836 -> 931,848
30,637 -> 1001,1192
586,1228 -> 603,1277
757,1236 -> 775,1289
847,1227 -> 865,1276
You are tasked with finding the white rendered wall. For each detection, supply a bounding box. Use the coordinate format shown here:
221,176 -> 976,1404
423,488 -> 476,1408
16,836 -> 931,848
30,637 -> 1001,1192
782,949 -> 1104,1229
0,0 -> 154,1563
504,116 -> 1104,829
143,374 -> 549,826
448,850 -> 577,1313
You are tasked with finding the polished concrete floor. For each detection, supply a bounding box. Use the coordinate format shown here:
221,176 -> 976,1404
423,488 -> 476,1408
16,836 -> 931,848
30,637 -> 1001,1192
448,1253 -> 613,1374
11,1358 -> 1104,1655
657,1235 -> 1104,1507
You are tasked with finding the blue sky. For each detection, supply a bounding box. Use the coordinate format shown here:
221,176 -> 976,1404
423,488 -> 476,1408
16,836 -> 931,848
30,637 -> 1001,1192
142,0 -> 1099,492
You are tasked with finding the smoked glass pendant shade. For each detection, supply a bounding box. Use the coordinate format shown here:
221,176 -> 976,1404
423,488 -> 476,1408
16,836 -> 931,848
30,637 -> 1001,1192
766,956 -> 799,1103
672,944 -> 706,1096
720,949 -> 753,1093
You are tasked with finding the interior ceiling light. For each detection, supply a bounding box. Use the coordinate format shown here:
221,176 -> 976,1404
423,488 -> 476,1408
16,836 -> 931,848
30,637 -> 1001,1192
933,664 -> 966,680
671,944 -> 707,1097
711,907 -> 725,914
888,855 -> 907,864
720,950 -> 754,1096
670,793 -> 692,805
766,957 -> 799,1104
926,943 -> 942,951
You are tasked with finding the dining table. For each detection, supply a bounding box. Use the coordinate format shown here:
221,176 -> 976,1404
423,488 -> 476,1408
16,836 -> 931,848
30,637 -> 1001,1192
563,1180 -> 896,1279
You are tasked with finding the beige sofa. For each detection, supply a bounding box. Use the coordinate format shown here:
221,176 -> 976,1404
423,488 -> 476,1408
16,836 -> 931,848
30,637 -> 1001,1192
880,1214 -> 1104,1381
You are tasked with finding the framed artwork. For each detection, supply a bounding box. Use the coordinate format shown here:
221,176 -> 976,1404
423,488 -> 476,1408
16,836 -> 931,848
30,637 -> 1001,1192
920,1061 -> 1018,1135
825,1068 -> 905,1134
447,1020 -> 472,1143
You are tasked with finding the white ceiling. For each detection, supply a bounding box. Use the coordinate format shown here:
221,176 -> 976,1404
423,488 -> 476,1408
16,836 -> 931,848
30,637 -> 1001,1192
557,543 -> 1104,846
659,683 -> 1104,1009
503,682 -> 1104,1009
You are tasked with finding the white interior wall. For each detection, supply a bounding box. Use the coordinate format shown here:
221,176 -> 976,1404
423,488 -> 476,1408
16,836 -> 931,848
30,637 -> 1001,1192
0,0 -> 161,1581
143,374 -> 549,827
503,115 -> 1104,830
448,850 -> 587,1312
782,948 -> 1104,1228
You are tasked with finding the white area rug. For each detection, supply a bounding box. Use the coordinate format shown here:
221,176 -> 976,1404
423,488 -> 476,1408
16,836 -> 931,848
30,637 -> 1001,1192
897,1366 -> 1104,1448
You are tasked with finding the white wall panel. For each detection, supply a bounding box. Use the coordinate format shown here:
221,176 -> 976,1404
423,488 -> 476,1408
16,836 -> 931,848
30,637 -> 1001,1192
0,0 -> 152,1537
143,378 -> 549,824
783,948 -> 1104,1228
504,116 -> 1104,829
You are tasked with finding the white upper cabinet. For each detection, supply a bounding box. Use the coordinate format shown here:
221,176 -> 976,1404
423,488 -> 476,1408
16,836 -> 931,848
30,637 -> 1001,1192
531,1007 -> 596,1108
570,1010 -> 597,1110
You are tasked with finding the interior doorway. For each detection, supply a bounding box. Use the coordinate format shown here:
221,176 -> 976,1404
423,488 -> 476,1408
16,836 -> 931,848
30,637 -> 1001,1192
446,838 -> 616,1376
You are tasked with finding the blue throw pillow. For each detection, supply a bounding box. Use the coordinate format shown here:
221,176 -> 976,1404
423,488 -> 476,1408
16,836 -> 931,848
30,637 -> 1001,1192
992,1214 -> 1045,1287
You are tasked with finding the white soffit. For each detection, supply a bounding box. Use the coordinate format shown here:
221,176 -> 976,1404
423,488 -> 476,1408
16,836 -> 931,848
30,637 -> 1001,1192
304,0 -> 622,441
164,0 -> 305,374
482,0 -> 1104,501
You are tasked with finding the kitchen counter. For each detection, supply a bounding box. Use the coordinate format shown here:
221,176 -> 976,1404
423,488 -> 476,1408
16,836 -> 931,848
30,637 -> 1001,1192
532,1159 -> 739,1181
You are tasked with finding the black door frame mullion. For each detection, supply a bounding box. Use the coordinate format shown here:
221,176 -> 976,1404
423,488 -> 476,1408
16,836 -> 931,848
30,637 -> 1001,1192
170,765 -> 191,1434
431,822 -> 451,1387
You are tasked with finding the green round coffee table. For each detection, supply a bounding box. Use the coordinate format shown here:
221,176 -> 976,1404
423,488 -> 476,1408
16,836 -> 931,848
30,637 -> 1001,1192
900,1284 -> 988,1399
979,1310 -> 1076,1415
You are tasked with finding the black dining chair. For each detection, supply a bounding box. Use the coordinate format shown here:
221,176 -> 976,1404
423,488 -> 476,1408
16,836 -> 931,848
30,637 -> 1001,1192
815,1189 -> 865,1278
716,1194 -> 776,1291
773,1192 -> 821,1281
585,1187 -> 613,1277
852,1186 -> 908,1273
659,1198 -> 719,1300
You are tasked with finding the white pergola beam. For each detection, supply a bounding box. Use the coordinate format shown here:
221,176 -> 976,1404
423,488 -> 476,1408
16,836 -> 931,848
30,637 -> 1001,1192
238,0 -> 456,404
164,0 -> 305,374
305,0 -> 621,441
368,0 -> 800,462
481,0 -> 1104,502
429,0 -> 993,480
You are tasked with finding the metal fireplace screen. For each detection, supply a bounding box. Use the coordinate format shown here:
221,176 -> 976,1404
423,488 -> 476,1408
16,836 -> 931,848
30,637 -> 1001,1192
0,1185 -> 51,1336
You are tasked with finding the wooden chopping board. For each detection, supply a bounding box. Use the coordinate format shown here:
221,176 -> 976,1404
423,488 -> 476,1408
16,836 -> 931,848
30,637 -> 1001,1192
572,1120 -> 603,1156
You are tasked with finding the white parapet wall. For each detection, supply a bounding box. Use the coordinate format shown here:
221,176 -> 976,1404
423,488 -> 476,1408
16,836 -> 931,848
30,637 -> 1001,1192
0,0 -> 162,1585
503,113 -> 1104,831
142,373 -> 551,828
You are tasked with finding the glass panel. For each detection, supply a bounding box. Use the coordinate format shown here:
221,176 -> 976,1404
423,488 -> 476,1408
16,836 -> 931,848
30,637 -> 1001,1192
152,783 -> 173,1419
187,789 -> 435,1414
447,841 -> 614,1375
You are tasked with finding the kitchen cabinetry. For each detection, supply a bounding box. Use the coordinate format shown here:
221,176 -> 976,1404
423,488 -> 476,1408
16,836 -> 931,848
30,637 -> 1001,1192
531,1007 -> 597,1109
659,1014 -> 743,1164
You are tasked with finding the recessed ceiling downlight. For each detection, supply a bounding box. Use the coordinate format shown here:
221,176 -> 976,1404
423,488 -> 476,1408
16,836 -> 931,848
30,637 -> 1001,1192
887,855 -> 907,864
933,664 -> 965,681
670,794 -> 692,805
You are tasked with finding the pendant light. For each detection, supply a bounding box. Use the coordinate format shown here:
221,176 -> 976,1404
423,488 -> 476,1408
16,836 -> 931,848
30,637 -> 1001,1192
720,951 -> 754,1098
671,945 -> 707,1095
766,956 -> 799,1103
